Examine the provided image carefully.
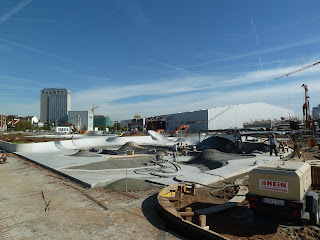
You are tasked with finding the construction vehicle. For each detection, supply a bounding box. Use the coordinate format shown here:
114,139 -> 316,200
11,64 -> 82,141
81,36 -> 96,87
156,129 -> 165,134
247,161 -> 319,224
1,152 -> 7,163
171,125 -> 190,135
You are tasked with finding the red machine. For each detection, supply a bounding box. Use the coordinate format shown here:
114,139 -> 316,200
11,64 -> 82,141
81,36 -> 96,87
171,125 -> 190,135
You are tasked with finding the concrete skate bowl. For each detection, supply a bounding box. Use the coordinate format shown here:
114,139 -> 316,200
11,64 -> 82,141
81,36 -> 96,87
95,141 -> 168,157
197,136 -> 235,153
147,130 -> 170,142
66,155 -> 158,170
105,135 -> 155,146
184,149 -> 255,171
156,184 -> 229,240
197,135 -> 268,154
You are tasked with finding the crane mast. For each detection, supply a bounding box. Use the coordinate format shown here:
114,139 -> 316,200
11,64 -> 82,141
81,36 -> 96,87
274,61 -> 320,130
301,84 -> 313,130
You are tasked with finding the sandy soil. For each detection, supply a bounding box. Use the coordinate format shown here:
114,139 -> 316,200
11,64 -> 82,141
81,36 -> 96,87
172,174 -> 320,240
0,155 -> 179,240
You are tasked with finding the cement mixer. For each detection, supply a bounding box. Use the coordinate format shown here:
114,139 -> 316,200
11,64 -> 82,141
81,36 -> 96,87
247,161 -> 319,225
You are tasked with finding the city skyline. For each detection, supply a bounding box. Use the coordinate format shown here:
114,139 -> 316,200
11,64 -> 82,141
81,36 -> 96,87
1,1 -> 320,120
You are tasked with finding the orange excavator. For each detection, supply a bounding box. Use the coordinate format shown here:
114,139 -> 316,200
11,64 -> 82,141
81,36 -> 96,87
156,129 -> 165,134
170,125 -> 190,135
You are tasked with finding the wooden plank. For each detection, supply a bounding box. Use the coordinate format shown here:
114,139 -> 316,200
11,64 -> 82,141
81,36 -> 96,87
179,212 -> 195,217
195,183 -> 248,215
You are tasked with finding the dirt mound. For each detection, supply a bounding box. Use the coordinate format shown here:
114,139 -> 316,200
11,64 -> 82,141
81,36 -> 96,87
185,149 -> 254,171
122,132 -> 146,137
118,141 -> 147,151
68,149 -> 101,157
0,134 -> 72,143
186,149 -> 227,170
105,178 -> 159,191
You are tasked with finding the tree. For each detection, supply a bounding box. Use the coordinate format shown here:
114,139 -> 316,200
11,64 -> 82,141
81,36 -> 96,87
42,122 -> 53,131
82,124 -> 87,131
137,124 -> 141,131
13,121 -> 25,131
113,122 -> 121,131
14,121 -> 34,132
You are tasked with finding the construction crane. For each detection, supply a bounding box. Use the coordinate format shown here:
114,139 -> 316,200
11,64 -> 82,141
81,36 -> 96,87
302,84 -> 313,130
274,62 -> 320,130
91,105 -> 100,114
274,61 -> 320,80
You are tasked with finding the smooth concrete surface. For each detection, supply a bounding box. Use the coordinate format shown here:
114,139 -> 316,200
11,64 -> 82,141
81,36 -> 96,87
5,131 -> 292,187
16,149 -> 291,188
147,153 -> 282,186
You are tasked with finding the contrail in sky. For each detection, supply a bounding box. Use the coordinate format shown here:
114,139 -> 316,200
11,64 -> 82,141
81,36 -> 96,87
0,75 -> 40,83
147,59 -> 200,76
0,37 -> 78,64
170,37 -> 320,72
0,0 -> 32,25
250,17 -> 260,46
259,56 -> 263,70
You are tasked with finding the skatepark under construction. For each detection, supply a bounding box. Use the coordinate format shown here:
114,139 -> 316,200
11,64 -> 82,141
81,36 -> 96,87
0,130 -> 281,188
2,130 -> 317,240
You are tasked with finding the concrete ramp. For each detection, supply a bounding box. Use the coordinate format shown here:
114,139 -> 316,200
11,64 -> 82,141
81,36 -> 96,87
1,135 -> 173,153
147,130 -> 171,142
106,136 -> 155,146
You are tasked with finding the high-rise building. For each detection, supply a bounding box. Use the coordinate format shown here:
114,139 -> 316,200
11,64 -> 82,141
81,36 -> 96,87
40,88 -> 71,125
94,115 -> 111,130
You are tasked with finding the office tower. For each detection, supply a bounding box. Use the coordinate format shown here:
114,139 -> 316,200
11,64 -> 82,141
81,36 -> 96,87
40,88 -> 71,125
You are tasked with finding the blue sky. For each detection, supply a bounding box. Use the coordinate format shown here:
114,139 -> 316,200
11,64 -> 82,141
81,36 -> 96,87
1,0 -> 320,121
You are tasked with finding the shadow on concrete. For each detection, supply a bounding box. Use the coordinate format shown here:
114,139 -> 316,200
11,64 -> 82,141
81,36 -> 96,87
141,193 -> 187,239
54,141 -> 68,150
314,155 -> 320,160
206,205 -> 309,237
197,136 -> 234,153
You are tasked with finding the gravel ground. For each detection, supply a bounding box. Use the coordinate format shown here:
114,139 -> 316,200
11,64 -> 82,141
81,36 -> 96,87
68,149 -> 102,157
67,155 -> 157,170
0,155 -> 180,240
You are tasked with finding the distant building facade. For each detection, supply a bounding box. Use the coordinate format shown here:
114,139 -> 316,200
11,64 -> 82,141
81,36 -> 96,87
21,116 -> 39,124
120,118 -> 145,130
40,88 -> 71,125
53,126 -> 72,133
120,115 -> 165,131
313,104 -> 320,120
165,102 -> 294,132
0,115 -> 6,132
94,115 -> 111,130
68,111 -> 93,131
